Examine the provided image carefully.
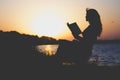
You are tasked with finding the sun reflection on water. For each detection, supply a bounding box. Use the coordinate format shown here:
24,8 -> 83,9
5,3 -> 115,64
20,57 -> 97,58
45,45 -> 53,56
36,45 -> 59,56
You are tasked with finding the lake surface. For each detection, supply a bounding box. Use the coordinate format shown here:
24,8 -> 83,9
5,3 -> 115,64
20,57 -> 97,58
36,43 -> 120,66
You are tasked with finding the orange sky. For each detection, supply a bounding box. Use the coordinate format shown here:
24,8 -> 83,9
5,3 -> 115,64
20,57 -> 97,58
0,0 -> 120,40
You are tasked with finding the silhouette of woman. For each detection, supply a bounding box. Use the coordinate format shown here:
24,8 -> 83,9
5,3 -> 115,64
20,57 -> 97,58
73,8 -> 102,42
56,8 -> 102,65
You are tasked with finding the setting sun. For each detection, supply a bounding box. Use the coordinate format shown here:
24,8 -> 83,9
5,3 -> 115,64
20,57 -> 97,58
30,12 -> 65,37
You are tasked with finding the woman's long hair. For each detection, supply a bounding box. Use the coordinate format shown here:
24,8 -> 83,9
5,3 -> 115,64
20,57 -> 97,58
86,8 -> 102,37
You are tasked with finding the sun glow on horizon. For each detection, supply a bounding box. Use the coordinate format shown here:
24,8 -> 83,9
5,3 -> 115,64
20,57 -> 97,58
0,0 -> 120,40
30,12 -> 66,37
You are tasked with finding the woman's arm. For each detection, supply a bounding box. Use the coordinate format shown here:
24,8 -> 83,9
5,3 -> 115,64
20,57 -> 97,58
72,33 -> 83,41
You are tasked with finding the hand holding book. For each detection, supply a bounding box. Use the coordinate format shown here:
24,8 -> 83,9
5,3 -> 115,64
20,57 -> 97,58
67,22 -> 82,40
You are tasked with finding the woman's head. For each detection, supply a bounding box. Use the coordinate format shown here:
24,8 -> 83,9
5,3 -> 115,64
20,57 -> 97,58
86,8 -> 102,37
86,8 -> 100,22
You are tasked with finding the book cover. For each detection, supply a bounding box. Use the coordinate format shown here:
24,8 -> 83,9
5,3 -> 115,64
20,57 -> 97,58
67,22 -> 81,35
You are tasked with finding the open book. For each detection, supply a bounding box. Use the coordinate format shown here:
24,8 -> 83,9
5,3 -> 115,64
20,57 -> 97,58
67,22 -> 82,35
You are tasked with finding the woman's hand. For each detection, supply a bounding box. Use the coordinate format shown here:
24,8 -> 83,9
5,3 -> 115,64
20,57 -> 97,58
72,33 -> 82,41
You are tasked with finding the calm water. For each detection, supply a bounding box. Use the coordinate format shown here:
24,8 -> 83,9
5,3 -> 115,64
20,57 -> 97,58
36,44 -> 59,56
36,43 -> 120,66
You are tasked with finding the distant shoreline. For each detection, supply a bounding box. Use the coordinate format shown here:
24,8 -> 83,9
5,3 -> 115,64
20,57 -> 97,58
1,30 -> 120,45
95,40 -> 120,44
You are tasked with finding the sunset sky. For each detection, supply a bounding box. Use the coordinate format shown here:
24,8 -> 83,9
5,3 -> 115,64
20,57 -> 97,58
0,0 -> 120,40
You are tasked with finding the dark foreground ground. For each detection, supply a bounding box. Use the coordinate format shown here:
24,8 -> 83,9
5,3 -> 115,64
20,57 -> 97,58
1,63 -> 120,80
0,31 -> 120,80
